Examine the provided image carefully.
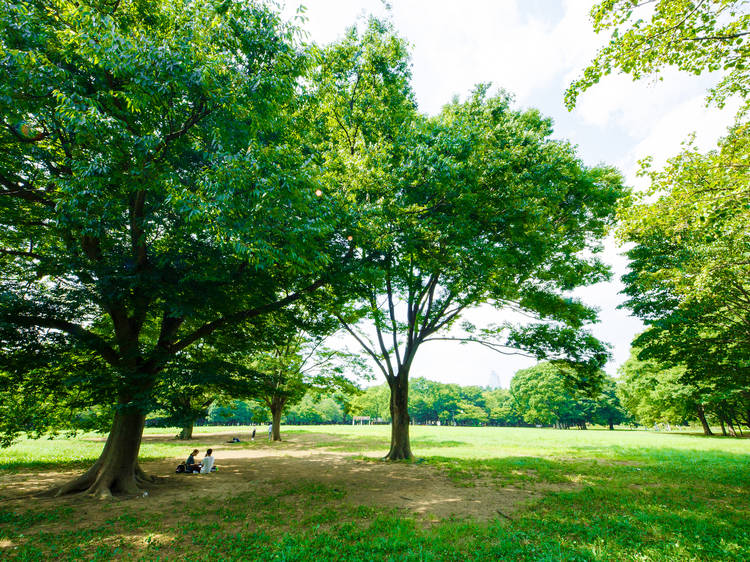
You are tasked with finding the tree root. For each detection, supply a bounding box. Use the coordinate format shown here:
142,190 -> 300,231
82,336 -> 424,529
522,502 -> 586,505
36,464 -> 157,499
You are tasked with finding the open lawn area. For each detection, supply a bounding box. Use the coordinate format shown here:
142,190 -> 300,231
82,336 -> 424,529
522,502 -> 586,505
1,426 -> 749,561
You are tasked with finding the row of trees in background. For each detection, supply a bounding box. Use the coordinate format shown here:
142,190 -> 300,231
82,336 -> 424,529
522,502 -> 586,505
191,362 -> 629,430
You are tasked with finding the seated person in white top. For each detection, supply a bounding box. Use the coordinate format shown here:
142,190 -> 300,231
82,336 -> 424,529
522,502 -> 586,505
199,448 -> 215,473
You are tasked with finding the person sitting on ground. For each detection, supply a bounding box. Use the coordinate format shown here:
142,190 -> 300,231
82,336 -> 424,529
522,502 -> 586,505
185,449 -> 201,473
199,448 -> 215,474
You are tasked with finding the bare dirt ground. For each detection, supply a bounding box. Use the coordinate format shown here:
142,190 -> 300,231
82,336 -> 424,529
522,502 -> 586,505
1,432 -> 547,529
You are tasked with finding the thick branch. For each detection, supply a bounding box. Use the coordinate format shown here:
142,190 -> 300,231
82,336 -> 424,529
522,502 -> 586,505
335,313 -> 390,380
13,315 -> 119,364
170,278 -> 327,354
422,337 -> 535,357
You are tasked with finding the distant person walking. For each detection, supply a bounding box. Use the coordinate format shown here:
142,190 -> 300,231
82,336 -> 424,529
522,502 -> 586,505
251,427 -> 256,441
268,423 -> 272,441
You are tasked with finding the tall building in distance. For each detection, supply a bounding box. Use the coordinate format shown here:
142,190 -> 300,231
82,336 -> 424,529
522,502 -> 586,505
488,370 -> 501,389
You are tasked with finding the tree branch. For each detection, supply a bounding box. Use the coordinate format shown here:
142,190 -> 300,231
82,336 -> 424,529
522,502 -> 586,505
13,315 -> 120,364
169,277 -> 327,354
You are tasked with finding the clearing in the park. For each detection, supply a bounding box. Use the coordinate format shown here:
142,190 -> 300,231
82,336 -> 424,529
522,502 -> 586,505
1,425 -> 748,560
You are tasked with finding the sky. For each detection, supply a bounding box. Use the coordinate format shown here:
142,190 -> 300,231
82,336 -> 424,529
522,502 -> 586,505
281,0 -> 740,388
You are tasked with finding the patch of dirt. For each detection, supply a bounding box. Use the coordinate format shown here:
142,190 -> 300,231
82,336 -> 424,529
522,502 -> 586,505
0,432 -> 549,526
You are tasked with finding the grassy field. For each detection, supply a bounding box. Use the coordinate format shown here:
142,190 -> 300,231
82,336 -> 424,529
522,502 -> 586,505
1,425 -> 749,560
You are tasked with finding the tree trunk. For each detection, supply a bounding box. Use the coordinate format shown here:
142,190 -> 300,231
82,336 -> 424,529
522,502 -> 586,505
270,397 -> 284,442
696,404 -> 713,436
720,417 -> 727,436
385,374 -> 412,460
726,418 -> 737,437
177,421 -> 194,440
41,407 -> 152,498
608,421 -> 614,431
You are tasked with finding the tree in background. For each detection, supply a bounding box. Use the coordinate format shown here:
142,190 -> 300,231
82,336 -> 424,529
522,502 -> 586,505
350,383 -> 391,422
511,363 -> 625,430
618,348 -> 701,431
207,400 -> 266,427
0,0 -> 352,497
249,311 -> 361,441
284,393 -> 345,425
591,377 -> 630,430
485,388 -> 523,427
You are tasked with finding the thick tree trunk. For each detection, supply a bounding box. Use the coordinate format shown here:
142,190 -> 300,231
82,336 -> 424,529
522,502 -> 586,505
720,417 -> 727,436
385,374 -> 412,460
177,421 -> 194,440
271,397 -> 284,442
41,407 -> 152,498
608,421 -> 614,431
696,404 -> 713,436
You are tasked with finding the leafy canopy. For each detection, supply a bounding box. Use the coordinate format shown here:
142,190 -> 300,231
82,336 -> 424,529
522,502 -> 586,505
566,0 -> 750,108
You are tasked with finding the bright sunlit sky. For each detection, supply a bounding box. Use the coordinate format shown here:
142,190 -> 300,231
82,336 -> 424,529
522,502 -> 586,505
282,0 -> 740,388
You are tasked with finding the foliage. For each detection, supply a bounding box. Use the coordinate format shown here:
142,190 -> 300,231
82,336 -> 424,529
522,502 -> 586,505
347,374 -> 626,429
570,0 -> 750,436
0,0 -> 353,452
565,0 -> 750,109
313,20 -> 624,458
284,393 -> 345,424
617,348 -> 695,425
618,119 -> 750,432
207,399 -> 266,426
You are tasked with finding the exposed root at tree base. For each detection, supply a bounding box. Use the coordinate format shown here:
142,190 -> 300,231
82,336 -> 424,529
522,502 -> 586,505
35,465 -> 157,499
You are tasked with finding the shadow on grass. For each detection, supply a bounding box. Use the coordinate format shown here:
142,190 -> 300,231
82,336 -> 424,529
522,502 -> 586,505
3,452 -> 750,560
0,455 -> 166,473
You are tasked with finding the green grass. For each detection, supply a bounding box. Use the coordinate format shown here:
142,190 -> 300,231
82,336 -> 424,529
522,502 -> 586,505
2,425 -> 749,560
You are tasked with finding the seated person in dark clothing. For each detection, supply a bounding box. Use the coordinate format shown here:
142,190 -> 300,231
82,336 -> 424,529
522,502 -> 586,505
185,449 -> 201,472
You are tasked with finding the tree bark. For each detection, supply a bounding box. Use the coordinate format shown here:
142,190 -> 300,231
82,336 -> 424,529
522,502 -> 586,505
177,421 -> 194,440
385,374 -> 412,460
40,407 -> 152,498
696,404 -> 713,436
608,421 -> 614,431
726,418 -> 737,437
270,396 -> 284,441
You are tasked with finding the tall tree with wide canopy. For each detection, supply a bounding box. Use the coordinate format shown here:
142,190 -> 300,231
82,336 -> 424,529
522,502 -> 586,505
617,121 -> 750,432
0,0 -> 351,496
311,21 -> 625,459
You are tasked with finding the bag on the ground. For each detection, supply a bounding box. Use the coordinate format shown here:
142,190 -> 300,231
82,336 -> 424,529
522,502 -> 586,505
175,463 -> 186,473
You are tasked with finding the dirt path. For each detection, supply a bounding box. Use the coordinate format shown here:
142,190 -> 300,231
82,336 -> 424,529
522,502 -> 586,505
1,433 -> 542,522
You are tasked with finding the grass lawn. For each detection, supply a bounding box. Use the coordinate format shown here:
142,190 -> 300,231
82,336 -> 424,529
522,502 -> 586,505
1,425 -> 749,560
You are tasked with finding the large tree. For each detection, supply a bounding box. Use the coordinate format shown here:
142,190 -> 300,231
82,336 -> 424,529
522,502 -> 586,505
312,22 -> 625,459
0,0 -> 351,496
568,0 -> 750,436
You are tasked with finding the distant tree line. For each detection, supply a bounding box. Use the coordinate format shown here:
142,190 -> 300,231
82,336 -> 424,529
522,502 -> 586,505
171,362 -> 629,430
